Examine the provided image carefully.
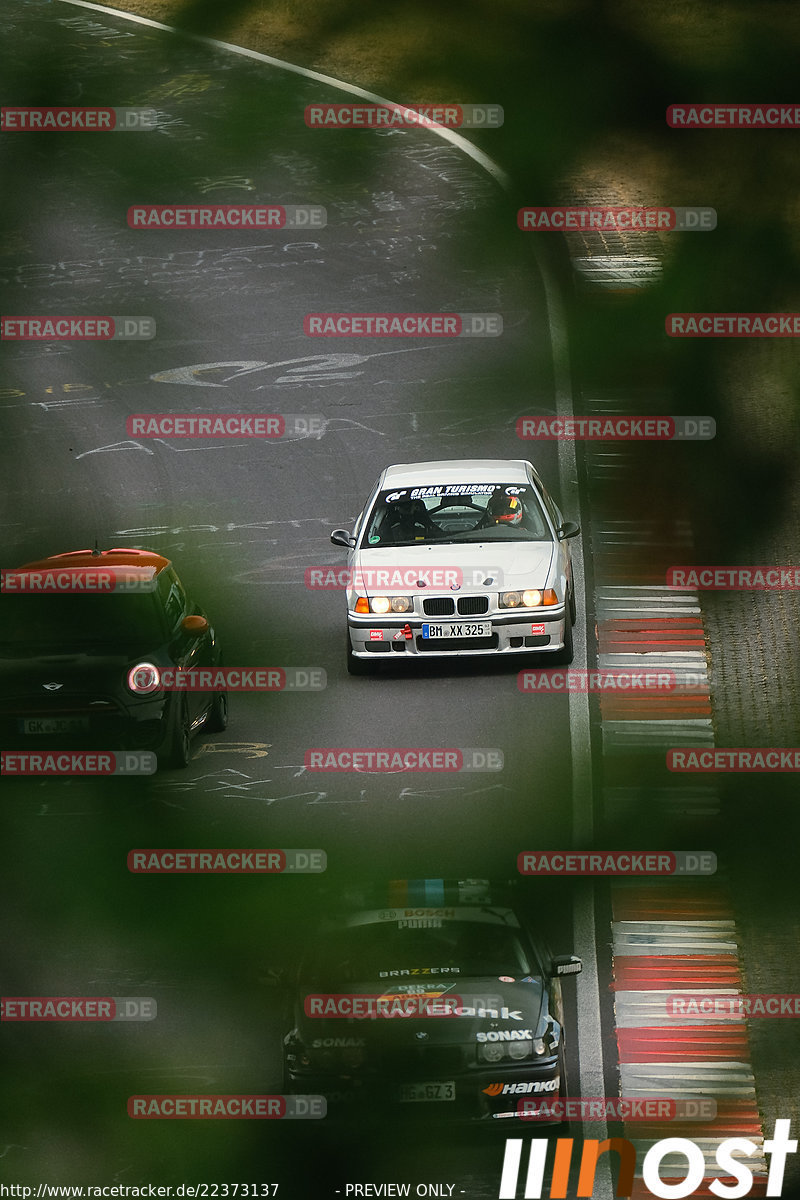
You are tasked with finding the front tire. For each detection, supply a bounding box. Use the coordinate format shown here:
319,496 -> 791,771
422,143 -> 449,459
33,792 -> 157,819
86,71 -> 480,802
346,631 -> 373,676
164,695 -> 191,768
552,607 -> 574,666
206,689 -> 228,732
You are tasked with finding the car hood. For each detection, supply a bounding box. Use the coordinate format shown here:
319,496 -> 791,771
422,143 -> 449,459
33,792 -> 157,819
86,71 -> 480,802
295,975 -> 547,1047
350,543 -> 555,594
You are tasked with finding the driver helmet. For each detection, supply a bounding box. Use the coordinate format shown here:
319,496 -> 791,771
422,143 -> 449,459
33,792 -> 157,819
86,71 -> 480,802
392,500 -> 428,522
486,490 -> 524,526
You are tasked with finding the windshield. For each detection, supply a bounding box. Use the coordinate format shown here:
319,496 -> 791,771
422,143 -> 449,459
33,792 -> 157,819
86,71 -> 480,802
0,593 -> 168,653
302,920 -> 538,985
360,484 -> 551,548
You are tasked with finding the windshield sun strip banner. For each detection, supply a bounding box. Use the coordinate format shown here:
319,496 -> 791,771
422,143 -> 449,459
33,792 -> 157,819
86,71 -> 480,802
340,907 -> 521,927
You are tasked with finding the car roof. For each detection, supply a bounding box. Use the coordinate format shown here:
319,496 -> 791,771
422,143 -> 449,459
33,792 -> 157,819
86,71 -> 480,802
17,548 -> 171,578
381,460 -> 533,488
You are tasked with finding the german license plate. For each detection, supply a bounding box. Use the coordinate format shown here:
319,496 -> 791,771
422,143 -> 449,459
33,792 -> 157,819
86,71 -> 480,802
422,623 -> 490,639
21,717 -> 89,735
397,1081 -> 456,1103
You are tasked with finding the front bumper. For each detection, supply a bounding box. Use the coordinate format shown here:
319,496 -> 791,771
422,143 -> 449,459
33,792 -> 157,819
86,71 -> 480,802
286,1060 -> 562,1124
0,697 -> 170,753
347,608 -> 567,658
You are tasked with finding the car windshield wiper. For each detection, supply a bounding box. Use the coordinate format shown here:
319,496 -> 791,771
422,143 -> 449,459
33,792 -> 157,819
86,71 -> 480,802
362,539 -> 435,548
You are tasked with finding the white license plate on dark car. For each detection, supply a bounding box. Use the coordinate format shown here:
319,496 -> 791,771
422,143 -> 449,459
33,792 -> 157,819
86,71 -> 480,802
397,1081 -> 456,1103
22,717 -> 89,735
422,623 -> 490,639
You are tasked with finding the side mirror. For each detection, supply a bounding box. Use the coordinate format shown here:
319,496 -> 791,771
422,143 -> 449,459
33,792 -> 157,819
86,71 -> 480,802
181,614 -> 209,636
553,955 -> 582,977
330,529 -> 354,549
557,521 -> 580,541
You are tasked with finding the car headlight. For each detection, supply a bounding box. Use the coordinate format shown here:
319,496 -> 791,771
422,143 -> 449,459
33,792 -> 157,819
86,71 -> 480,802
127,662 -> 161,695
499,589 -> 558,608
356,595 -> 412,614
478,1036 -> 548,1064
340,1046 -> 365,1068
285,1028 -> 367,1071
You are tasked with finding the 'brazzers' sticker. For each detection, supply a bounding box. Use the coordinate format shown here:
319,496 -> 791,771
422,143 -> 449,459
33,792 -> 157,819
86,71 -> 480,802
378,967 -> 460,977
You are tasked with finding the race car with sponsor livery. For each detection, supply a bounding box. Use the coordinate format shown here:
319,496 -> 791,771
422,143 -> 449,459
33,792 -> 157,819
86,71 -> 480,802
282,879 -> 581,1124
330,459 -> 580,674
0,548 -> 225,769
